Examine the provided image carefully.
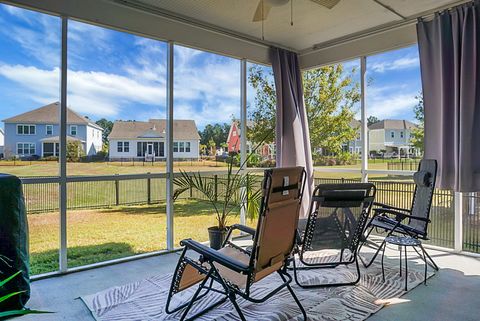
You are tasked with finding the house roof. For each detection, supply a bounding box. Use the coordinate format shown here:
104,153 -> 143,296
3,102 -> 103,130
108,119 -> 200,140
368,119 -> 417,130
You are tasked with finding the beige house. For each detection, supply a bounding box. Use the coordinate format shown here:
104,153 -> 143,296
368,119 -> 419,157
108,119 -> 200,161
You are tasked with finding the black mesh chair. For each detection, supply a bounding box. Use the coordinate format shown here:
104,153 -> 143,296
293,183 -> 376,288
359,159 -> 439,270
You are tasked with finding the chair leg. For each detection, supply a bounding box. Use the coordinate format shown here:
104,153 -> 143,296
381,241 -> 386,282
363,237 -> 386,268
399,245 -> 402,277
227,292 -> 247,321
404,246 -> 408,291
279,271 -> 308,320
180,271 -> 212,321
418,243 -> 439,271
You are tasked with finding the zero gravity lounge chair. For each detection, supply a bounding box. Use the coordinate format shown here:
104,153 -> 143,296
165,167 -> 307,321
293,183 -> 376,288
359,159 -> 439,270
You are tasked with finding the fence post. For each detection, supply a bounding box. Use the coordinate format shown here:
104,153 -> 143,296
214,175 -> 218,202
115,174 -> 120,206
454,192 -> 463,253
189,185 -> 193,198
147,172 -> 151,205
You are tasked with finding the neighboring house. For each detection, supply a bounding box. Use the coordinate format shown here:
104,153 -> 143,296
0,128 -> 4,157
345,119 -> 363,155
2,102 -> 103,159
226,121 -> 275,159
108,119 -> 200,161
368,119 -> 419,157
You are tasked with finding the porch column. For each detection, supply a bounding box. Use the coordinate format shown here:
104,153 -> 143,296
59,17 -> 68,272
166,41 -> 174,250
360,56 -> 368,183
240,58 -> 247,226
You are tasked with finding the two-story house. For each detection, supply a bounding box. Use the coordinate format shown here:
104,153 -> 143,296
368,119 -> 418,157
345,119 -> 363,155
108,119 -> 200,161
0,128 -> 4,157
2,102 -> 103,159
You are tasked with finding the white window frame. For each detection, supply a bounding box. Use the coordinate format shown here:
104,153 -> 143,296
46,125 -> 53,135
400,131 -> 404,138
185,142 -> 191,153
17,124 -> 36,135
391,131 -> 395,138
123,141 -> 130,153
179,142 -> 185,152
117,141 -> 123,153
173,142 -> 178,152
70,125 -> 77,136
17,142 -> 35,155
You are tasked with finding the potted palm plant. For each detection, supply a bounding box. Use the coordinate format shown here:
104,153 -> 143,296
173,153 -> 262,249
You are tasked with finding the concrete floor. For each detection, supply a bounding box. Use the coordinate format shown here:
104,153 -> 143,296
21,247 -> 480,321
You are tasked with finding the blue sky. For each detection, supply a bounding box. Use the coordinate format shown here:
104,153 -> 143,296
0,4 -> 422,131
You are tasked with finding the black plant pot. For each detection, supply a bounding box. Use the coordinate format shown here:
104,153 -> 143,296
208,226 -> 228,250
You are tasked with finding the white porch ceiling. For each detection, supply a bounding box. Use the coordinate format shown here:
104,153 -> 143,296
134,0 -> 462,52
1,0 -> 469,67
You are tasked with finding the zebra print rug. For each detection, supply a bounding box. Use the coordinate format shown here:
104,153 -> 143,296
81,251 -> 434,321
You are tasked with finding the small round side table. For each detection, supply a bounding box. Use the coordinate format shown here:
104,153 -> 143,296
381,235 -> 427,291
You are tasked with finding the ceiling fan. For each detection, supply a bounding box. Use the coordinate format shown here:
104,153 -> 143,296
253,0 -> 341,22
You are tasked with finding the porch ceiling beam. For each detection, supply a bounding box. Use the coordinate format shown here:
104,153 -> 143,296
1,0 -> 275,65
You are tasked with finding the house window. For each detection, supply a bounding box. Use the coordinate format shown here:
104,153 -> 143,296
400,131 -> 404,138
46,125 -> 53,135
17,143 -> 35,155
179,142 -> 185,152
70,125 -> 77,136
391,131 -> 395,138
173,142 -> 178,153
185,142 -> 191,153
17,124 -> 36,135
117,141 -> 130,153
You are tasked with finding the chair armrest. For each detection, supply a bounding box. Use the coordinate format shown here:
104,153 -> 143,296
230,224 -> 256,236
374,208 -> 410,222
373,202 -> 411,213
180,239 -> 251,273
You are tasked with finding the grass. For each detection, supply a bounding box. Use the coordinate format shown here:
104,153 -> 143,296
28,199 -> 253,275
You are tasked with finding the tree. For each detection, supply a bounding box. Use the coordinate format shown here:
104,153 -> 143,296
199,123 -> 230,148
95,118 -> 113,147
248,64 -> 360,155
410,93 -> 424,153
367,116 -> 380,126
66,141 -> 85,162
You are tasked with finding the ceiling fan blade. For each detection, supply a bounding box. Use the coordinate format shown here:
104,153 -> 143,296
253,0 -> 272,22
310,0 -> 341,9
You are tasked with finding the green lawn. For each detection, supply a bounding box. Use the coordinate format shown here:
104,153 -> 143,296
28,199 -> 254,275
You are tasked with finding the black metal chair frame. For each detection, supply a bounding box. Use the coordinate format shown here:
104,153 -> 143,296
165,168 -> 307,321
293,183 -> 376,288
359,159 -> 439,271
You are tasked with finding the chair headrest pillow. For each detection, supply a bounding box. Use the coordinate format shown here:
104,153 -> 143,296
413,170 -> 431,187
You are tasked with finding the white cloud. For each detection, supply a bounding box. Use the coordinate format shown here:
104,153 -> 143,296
370,57 -> 419,73
366,85 -> 417,120
0,64 -> 166,118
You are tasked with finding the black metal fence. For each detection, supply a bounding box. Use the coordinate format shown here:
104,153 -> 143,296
21,173 -> 479,253
387,160 -> 421,171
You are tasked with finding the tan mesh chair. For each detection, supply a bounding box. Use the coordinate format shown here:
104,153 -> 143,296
165,167 -> 307,321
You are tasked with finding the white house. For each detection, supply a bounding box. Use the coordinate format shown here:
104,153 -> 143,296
345,119 -> 362,155
2,102 -> 103,159
368,119 -> 419,157
108,119 -> 200,161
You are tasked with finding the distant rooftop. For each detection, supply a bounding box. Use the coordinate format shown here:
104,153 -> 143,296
3,102 -> 103,130
108,119 -> 200,140
368,119 -> 417,130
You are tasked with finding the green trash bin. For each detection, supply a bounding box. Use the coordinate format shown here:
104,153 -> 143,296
0,174 -> 30,311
